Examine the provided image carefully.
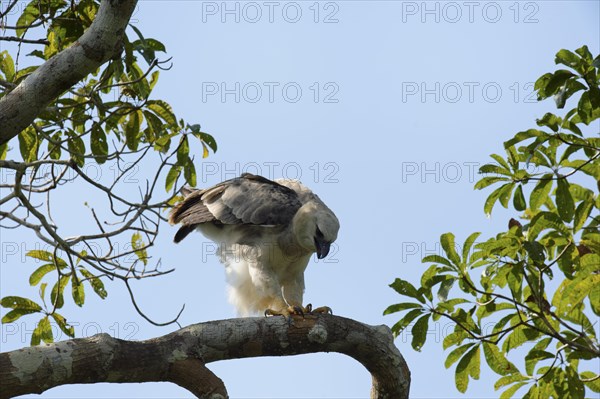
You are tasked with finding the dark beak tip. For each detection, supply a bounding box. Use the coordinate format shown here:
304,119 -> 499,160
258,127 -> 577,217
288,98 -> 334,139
314,237 -> 331,259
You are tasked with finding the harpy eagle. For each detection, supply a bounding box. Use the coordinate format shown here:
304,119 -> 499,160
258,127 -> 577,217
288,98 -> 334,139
169,173 -> 340,316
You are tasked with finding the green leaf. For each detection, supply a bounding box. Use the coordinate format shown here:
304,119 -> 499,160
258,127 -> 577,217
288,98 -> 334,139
445,343 -> 475,369
462,232 -> 481,262
573,196 -> 593,232
143,109 -> 164,137
555,179 -> 574,222
67,130 -> 85,167
489,153 -> 511,170
131,232 -> 148,266
50,275 -> 70,310
474,176 -> 510,190
524,338 -> 552,375
500,382 -> 527,399
475,301 -> 513,321
32,316 -> 53,345
524,349 -> 554,376
48,132 -> 62,160
534,73 -> 552,98
165,165 -> 181,192
390,308 -> 424,336
577,90 -> 600,125
411,314 -> 430,351
513,185 -> 526,211
536,112 -> 562,132
389,278 -> 425,303
16,2 -> 40,38
18,126 -> 38,162
555,49 -> 581,70
440,233 -> 461,266
455,345 -> 480,393
575,45 -> 593,61
527,212 -> 570,240
483,342 -> 518,376
0,142 -> 7,160
1,308 -> 41,323
420,264 -> 440,291
581,371 -> 600,393
0,296 -> 43,311
504,129 -> 547,148
529,176 -> 553,211
125,110 -> 142,151
177,135 -> 189,164
0,51 -> 15,81
443,330 -> 469,350
494,373 -> 528,390
544,70 -> 575,98
91,124 -> 108,164
560,273 -> 600,314
26,250 -> 66,268
421,254 -> 454,268
479,164 -> 512,176
523,241 -> 545,264
503,325 -> 540,353
147,100 -> 177,126
79,268 -> 107,299
566,365 -> 585,398
484,183 -> 508,216
437,278 -> 454,302
383,302 -> 422,315
51,313 -> 75,337
39,283 -> 47,303
498,182 -> 516,209
184,159 -> 197,187
436,298 -> 469,314
71,276 -> 85,307
192,131 -> 218,153
29,263 -> 57,286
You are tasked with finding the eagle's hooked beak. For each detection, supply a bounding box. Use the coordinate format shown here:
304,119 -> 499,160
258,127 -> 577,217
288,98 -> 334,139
314,237 -> 331,259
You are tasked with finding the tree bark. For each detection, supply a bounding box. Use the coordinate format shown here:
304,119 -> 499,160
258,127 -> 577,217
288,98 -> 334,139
0,0 -> 138,145
0,315 -> 410,399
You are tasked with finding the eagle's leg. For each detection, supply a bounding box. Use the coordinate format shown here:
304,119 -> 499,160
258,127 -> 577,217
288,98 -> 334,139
264,304 -> 332,317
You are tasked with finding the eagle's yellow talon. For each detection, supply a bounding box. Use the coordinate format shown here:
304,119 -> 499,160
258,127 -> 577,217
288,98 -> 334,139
264,306 -> 305,318
310,306 -> 333,315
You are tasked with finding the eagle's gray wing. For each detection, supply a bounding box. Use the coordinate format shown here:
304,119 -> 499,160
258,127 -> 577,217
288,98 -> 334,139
169,173 -> 303,243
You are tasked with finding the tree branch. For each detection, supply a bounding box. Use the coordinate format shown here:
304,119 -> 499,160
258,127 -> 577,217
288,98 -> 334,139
0,315 -> 410,399
0,0 -> 138,145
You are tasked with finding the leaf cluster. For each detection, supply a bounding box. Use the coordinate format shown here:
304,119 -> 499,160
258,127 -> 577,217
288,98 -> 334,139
1,0 -> 217,173
386,46 -> 600,398
1,250 -> 108,345
1,1 -> 217,335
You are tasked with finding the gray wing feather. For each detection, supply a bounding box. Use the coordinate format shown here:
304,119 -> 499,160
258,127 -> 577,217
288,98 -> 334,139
169,173 -> 303,242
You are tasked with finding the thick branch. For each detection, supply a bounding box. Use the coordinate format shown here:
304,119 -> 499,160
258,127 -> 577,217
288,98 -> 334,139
0,0 -> 138,145
0,315 -> 410,399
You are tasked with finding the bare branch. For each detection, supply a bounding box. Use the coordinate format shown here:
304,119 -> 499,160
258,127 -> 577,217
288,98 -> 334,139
0,36 -> 49,45
0,315 -> 411,399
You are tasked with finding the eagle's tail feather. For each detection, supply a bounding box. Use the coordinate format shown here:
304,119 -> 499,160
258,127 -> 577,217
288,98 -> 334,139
174,224 -> 197,243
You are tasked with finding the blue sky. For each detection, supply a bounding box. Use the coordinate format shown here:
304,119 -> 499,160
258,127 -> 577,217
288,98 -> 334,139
1,1 -> 599,398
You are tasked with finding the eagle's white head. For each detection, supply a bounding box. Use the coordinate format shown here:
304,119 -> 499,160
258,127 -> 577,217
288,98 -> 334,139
292,200 -> 340,259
